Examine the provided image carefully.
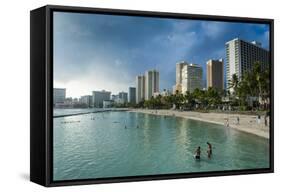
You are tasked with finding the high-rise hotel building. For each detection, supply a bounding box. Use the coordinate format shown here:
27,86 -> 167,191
145,70 -> 159,100
136,69 -> 159,103
118,91 -> 128,103
53,88 -> 66,105
128,87 -> 136,104
173,61 -> 203,94
80,95 -> 93,108
226,38 -> 269,90
136,75 -> 145,103
176,61 -> 186,85
182,63 -> 203,93
173,61 -> 186,94
92,90 -> 111,108
206,59 -> 224,90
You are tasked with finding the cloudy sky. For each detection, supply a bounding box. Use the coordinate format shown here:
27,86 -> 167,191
53,12 -> 269,98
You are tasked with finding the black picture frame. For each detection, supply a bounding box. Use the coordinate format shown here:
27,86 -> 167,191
30,4 -> 274,187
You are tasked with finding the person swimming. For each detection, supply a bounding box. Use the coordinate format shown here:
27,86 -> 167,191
207,142 -> 212,158
194,146 -> 201,160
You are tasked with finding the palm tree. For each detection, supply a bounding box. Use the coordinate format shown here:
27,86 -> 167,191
228,73 -> 240,107
170,90 -> 184,109
165,95 -> 174,109
206,87 -> 221,108
228,73 -> 239,95
192,88 -> 207,109
253,62 -> 270,109
184,91 -> 194,109
231,61 -> 270,110
236,78 -> 249,109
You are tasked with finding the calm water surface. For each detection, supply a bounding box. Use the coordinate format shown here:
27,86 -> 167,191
53,109 -> 269,181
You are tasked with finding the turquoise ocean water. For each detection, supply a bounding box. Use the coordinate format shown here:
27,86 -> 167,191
53,109 -> 269,181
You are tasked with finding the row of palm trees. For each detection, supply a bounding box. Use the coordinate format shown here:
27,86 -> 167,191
228,61 -> 270,110
136,61 -> 270,111
139,87 -> 223,110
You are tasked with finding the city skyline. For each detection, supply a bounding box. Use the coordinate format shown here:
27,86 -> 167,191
54,12 -> 269,98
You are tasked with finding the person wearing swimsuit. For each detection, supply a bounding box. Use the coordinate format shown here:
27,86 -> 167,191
195,146 -> 201,160
207,142 -> 212,158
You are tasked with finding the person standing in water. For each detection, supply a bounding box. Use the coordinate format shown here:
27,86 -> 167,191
194,146 -> 201,160
207,142 -> 212,158
225,118 -> 229,127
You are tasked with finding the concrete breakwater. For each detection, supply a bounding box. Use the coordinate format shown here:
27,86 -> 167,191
53,108 -> 128,118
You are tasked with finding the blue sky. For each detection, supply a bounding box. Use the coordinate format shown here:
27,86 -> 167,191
53,12 -> 269,98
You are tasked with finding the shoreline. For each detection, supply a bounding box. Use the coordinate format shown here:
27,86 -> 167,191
128,109 -> 270,139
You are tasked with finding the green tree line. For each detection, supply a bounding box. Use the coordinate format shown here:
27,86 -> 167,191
137,61 -> 270,111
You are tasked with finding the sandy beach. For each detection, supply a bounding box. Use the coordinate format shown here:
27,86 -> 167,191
129,109 -> 270,139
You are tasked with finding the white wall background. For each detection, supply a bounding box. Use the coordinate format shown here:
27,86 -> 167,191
0,0 -> 279,191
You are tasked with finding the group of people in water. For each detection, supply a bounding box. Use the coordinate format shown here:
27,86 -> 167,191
194,142 -> 212,160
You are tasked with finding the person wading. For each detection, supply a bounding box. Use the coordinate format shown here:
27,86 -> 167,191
207,142 -> 212,158
194,146 -> 201,160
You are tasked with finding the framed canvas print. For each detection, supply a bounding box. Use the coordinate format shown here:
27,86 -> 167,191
30,5 -> 274,187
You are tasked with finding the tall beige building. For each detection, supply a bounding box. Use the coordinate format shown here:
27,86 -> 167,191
206,59 -> 224,90
136,75 -> 145,103
173,61 -> 203,93
176,61 -> 187,84
145,70 -> 159,100
173,61 -> 187,94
